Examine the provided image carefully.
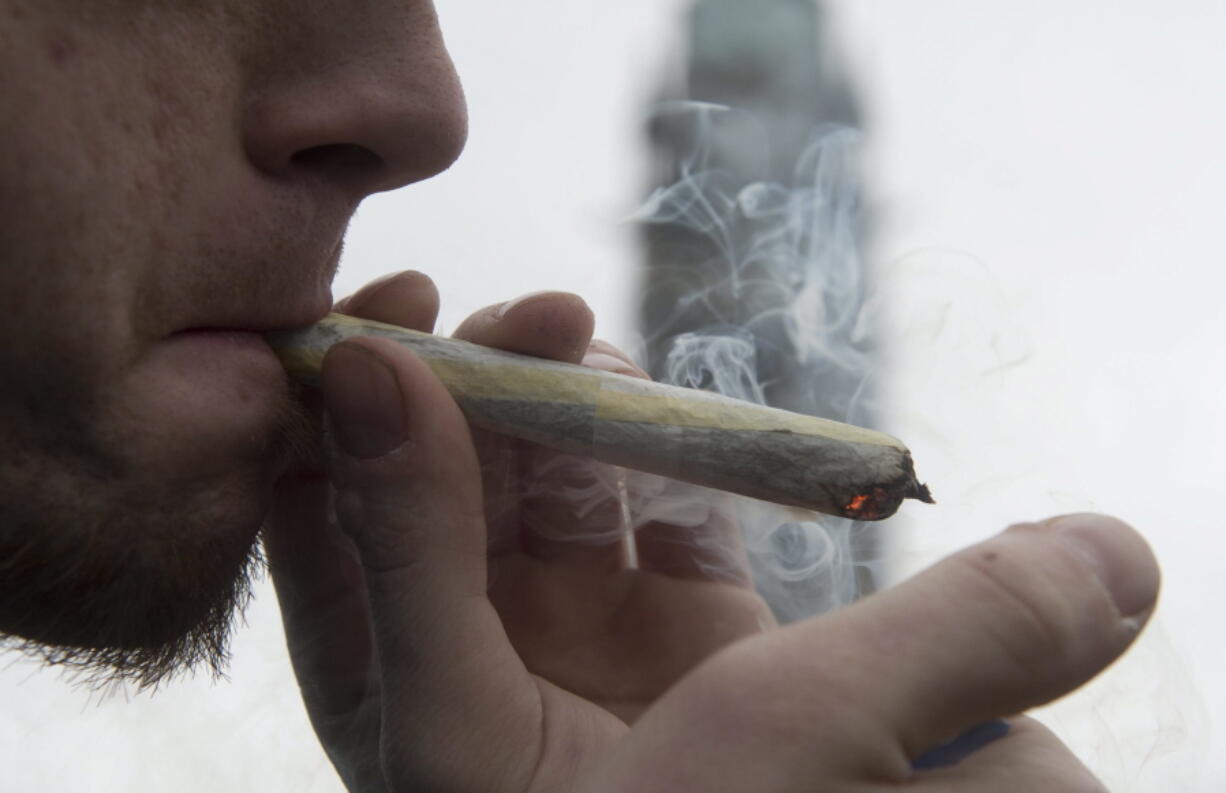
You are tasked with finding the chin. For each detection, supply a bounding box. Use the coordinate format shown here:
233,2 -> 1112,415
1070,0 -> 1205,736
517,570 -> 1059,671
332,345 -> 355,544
0,425 -> 284,687
0,323 -> 322,685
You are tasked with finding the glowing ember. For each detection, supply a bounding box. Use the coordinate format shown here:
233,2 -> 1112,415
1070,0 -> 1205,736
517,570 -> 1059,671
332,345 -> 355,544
845,494 -> 869,512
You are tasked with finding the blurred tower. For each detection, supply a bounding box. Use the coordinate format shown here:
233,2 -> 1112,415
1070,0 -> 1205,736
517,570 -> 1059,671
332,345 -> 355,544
637,0 -> 881,609
687,0 -> 858,183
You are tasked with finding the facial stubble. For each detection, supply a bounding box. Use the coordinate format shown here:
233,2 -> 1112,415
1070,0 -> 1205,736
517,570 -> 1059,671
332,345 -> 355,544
0,384 -> 320,690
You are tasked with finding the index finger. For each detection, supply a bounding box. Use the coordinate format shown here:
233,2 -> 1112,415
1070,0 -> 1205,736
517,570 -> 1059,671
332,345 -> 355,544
452,290 -> 594,362
451,291 -> 596,556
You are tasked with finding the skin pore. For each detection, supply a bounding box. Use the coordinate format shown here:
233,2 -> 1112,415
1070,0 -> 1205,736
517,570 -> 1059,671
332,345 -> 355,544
0,0 -> 465,685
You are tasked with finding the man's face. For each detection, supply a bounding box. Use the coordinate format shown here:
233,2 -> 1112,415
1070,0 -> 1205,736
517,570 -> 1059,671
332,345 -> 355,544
0,0 -> 466,683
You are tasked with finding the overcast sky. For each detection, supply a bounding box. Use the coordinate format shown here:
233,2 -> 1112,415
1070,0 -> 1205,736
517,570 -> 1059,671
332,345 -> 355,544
4,2 -> 1222,791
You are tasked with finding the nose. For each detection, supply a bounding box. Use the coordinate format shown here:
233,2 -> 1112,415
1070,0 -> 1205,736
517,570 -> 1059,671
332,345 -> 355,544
241,2 -> 467,198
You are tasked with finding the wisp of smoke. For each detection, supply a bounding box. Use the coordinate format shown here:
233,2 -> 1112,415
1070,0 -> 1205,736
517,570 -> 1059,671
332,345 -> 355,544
518,102 -> 882,620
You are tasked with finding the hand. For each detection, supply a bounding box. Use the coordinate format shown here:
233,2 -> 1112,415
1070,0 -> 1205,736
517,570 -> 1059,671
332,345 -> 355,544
263,271 -> 1158,792
581,511 -> 1157,792
264,271 -> 771,789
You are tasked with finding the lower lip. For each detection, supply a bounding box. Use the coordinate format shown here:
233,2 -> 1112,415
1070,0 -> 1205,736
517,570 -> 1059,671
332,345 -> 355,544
157,328 -> 289,421
163,328 -> 289,382
114,328 -> 299,480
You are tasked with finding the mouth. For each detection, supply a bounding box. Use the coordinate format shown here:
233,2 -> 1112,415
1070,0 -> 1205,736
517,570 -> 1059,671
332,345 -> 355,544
136,231 -> 336,458
169,327 -> 274,345
151,277 -> 332,454
169,292 -> 333,339
163,312 -> 324,397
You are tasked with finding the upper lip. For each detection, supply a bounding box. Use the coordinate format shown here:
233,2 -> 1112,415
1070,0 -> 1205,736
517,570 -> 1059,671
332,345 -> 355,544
168,240 -> 341,337
157,182 -> 353,339
172,295 -> 332,335
172,301 -> 333,335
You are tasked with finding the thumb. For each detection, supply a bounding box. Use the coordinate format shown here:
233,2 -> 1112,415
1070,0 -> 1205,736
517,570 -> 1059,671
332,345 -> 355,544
832,513 -> 1159,766
588,514 -> 1158,791
323,337 -> 541,791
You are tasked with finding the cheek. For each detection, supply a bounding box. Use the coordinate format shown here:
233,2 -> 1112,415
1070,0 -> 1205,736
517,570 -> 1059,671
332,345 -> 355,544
0,12 -> 256,446
0,9 -> 241,353
0,104 -> 140,413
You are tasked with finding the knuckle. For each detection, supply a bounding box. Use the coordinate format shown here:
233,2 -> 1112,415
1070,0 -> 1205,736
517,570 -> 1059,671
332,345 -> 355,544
333,489 -> 428,576
951,543 -> 1086,679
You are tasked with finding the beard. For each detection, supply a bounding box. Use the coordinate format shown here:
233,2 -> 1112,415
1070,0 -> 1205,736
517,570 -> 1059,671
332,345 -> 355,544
0,385 -> 319,690
0,527 -> 264,690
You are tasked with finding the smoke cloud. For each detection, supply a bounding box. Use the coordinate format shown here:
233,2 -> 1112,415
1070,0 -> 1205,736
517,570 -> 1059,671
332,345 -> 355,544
512,102 -> 882,620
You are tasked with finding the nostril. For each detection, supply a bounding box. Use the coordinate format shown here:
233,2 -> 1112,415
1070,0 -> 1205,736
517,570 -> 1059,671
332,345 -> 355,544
290,143 -> 384,177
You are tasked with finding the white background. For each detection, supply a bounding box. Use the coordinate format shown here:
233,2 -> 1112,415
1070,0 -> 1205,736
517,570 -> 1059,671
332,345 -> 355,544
2,2 -> 1222,791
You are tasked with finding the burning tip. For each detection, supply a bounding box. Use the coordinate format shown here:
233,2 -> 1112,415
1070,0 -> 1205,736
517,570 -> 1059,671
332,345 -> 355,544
840,477 -> 933,521
845,494 -> 870,512
842,489 -> 892,520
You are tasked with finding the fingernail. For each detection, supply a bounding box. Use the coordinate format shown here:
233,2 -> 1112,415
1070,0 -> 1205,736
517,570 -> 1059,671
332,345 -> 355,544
1046,513 -> 1159,618
359,270 -> 408,294
343,270 -> 411,313
495,290 -> 555,319
323,343 -> 408,459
